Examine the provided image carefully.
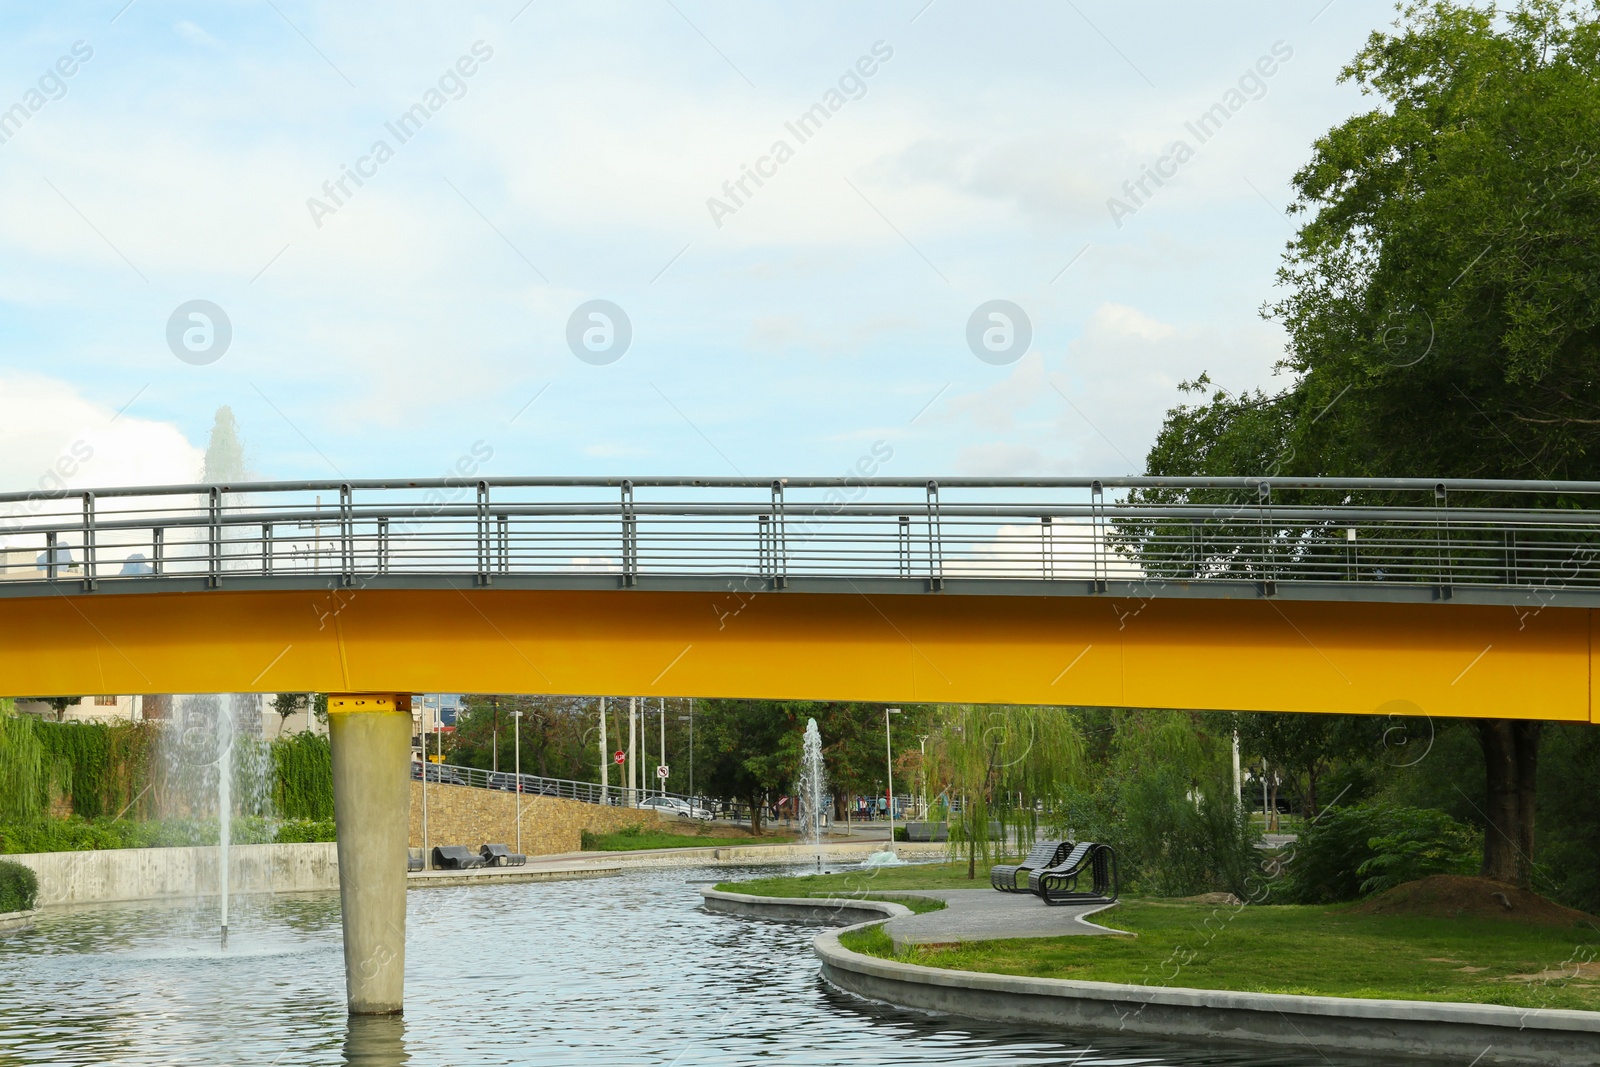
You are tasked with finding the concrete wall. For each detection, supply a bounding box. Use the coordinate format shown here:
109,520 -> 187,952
409,780 -> 676,855
8,842 -> 339,908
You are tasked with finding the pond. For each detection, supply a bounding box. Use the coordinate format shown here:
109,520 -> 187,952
0,865 -> 1378,1066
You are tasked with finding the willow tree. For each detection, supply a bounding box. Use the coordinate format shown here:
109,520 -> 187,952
0,703 -> 47,822
940,705 -> 1084,879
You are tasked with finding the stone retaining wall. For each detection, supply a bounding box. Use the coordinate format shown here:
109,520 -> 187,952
8,843 -> 340,908
409,781 -> 675,855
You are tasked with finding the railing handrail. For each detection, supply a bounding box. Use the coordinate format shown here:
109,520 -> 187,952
5,474 -> 1600,605
7,473 -> 1600,506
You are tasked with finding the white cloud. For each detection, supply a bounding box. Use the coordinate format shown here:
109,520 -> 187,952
174,21 -> 221,48
0,375 -> 203,497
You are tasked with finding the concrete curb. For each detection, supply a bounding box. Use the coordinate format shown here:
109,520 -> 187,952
555,840 -> 949,870
813,924 -> 1600,1067
699,886 -> 913,927
0,909 -> 35,932
409,864 -> 620,888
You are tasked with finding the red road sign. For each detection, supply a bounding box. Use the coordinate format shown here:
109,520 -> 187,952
614,750 -> 626,765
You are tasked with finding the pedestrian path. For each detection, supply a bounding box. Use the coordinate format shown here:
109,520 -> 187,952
877,889 -> 1124,949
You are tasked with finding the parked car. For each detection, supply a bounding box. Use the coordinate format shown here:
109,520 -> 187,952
637,795 -> 713,821
411,762 -> 463,785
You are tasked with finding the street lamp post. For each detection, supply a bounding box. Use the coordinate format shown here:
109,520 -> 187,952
918,734 -> 929,819
421,702 -> 430,871
884,708 -> 901,852
492,697 -> 500,774
513,707 -> 523,854
677,706 -> 695,802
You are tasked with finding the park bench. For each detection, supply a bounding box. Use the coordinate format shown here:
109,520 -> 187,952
431,845 -> 485,870
406,849 -> 424,872
480,843 -> 527,867
988,838 -> 1069,893
1026,842 -> 1118,906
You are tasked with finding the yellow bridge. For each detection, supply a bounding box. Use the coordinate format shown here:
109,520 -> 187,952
1,475 -> 1593,722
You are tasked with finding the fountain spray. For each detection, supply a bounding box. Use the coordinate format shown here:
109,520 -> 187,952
799,719 -> 827,871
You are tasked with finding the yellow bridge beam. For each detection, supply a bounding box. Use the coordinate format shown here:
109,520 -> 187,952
0,587 -> 1589,721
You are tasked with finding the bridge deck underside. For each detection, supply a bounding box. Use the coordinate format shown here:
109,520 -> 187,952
0,588 -> 1590,722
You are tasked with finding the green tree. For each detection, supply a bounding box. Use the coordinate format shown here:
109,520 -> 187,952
1142,0 -> 1600,889
696,699 -> 808,834
1235,712 -> 1378,819
940,704 -> 1085,878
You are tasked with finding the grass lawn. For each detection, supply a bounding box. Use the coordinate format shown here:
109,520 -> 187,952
839,898 -> 1600,1011
716,864 -> 966,915
580,826 -> 794,851
718,861 -> 990,899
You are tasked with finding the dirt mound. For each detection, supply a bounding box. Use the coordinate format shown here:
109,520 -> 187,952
1349,875 -> 1599,928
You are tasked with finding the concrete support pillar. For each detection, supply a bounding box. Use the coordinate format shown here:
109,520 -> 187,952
329,693 -> 411,1015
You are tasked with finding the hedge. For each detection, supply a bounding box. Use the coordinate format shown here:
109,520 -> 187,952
0,860 -> 38,912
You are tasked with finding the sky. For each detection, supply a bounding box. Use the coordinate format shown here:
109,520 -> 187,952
0,0 -> 1399,494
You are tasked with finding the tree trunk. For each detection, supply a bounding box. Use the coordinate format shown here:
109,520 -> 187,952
1475,719 -> 1542,888
748,793 -> 762,836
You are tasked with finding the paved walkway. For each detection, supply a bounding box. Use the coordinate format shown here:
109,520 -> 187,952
878,889 -> 1123,948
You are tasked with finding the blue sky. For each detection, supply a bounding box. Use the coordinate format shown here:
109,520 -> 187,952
0,0 -> 1394,492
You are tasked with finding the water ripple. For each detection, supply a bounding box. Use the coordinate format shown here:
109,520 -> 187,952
0,865 -> 1372,1066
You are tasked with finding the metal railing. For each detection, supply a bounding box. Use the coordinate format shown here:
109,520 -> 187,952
2,475 -> 1599,604
417,760 -> 701,809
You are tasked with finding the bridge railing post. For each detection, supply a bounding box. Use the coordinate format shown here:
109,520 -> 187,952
476,481 -> 492,586
898,515 -> 910,577
1256,481 -> 1276,597
81,493 -> 96,592
1435,483 -> 1453,600
770,480 -> 787,588
620,480 -> 637,586
926,481 -> 943,591
1090,481 -> 1106,593
338,484 -> 355,588
1041,515 -> 1053,580
208,487 -> 221,589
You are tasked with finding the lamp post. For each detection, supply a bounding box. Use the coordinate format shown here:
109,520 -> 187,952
491,697 -> 500,774
420,702 -> 430,871
658,697 -> 667,797
884,707 -> 901,851
677,706 -> 695,802
917,734 -> 929,819
513,707 -> 522,854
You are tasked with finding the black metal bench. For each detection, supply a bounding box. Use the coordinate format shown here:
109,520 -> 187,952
480,843 -> 527,867
407,849 -> 424,872
1026,842 -> 1118,905
431,844 -> 485,870
989,838 -> 1070,892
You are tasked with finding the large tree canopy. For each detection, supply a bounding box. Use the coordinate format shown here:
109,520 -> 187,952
1144,1 -> 1600,887
1153,0 -> 1600,483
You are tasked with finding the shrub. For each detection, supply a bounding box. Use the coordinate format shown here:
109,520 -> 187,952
274,819 -> 336,843
1280,805 -> 1480,904
271,732 -> 334,820
1357,809 -> 1480,895
0,815 -> 281,853
0,860 -> 37,912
